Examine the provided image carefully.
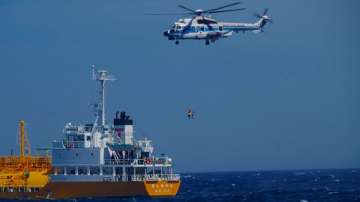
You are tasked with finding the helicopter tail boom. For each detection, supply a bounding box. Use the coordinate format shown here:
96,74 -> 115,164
254,9 -> 272,31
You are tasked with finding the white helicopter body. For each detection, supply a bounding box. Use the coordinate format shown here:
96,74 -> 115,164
156,3 -> 272,45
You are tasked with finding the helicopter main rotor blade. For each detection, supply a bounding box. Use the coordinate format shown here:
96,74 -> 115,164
263,8 -> 269,15
145,12 -> 192,16
208,8 -> 246,14
205,1 -> 242,12
254,9 -> 270,18
178,5 -> 197,14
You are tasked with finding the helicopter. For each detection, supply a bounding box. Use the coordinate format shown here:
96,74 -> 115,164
150,2 -> 272,45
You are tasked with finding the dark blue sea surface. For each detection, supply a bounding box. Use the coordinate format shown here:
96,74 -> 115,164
7,169 -> 360,202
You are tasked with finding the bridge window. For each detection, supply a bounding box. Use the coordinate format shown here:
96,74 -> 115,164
55,167 -> 65,175
219,26 -> 223,31
78,167 -> 88,175
200,26 -> 205,31
103,167 -> 113,175
68,167 -> 76,175
115,167 -> 122,175
84,124 -> 93,132
90,167 -> 100,175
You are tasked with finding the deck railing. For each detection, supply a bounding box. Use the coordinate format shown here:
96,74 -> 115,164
132,174 -> 180,181
104,158 -> 172,166
0,156 -> 51,171
108,174 -> 180,182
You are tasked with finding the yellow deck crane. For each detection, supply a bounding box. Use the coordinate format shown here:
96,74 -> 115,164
0,120 -> 51,193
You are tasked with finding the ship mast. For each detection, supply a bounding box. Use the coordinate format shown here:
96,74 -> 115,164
92,66 -> 116,127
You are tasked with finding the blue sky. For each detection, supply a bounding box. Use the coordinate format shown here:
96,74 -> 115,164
0,0 -> 359,172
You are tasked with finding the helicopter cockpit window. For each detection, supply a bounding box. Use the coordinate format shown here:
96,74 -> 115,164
170,25 -> 175,33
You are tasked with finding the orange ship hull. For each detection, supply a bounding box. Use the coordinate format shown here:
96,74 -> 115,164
0,180 -> 181,199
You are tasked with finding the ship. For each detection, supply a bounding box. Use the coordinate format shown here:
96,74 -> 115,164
0,69 -> 180,199
0,121 -> 52,199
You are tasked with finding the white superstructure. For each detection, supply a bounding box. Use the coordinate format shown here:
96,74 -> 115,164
51,69 -> 179,183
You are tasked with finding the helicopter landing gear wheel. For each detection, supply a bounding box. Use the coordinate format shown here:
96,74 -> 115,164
205,40 -> 210,45
175,40 -> 179,45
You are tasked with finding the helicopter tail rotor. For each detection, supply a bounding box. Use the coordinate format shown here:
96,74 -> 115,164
253,8 -> 272,33
254,8 -> 272,23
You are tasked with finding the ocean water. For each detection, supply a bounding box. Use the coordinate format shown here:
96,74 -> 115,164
8,169 -> 360,202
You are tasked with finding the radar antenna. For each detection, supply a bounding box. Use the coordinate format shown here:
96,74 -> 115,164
91,65 -> 116,127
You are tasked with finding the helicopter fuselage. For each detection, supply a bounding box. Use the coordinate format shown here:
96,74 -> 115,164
163,16 -> 270,44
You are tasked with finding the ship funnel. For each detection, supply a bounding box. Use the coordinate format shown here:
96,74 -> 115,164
114,111 -> 134,145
